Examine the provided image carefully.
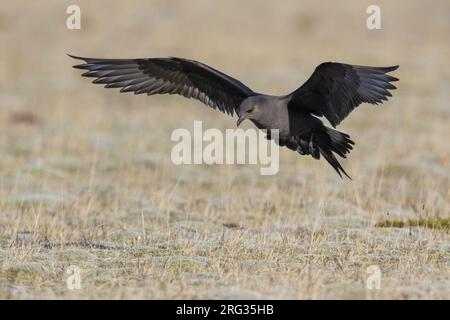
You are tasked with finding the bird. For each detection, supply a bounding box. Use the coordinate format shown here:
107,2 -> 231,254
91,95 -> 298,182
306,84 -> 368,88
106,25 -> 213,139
69,55 -> 399,178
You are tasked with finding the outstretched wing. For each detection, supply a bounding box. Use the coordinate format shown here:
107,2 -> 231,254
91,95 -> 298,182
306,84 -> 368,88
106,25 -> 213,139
70,55 -> 255,116
288,62 -> 399,127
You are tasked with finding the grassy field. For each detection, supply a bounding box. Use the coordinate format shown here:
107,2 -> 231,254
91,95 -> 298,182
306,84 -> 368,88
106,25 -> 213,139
0,0 -> 449,299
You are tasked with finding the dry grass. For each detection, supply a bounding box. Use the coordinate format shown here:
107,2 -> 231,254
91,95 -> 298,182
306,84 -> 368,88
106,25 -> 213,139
0,0 -> 449,299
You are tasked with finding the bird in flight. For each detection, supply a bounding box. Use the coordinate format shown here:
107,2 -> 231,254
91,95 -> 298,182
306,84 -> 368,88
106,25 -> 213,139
70,55 -> 399,178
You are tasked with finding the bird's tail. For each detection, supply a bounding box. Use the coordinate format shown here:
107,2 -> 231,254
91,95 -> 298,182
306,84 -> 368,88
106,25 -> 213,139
312,127 -> 355,179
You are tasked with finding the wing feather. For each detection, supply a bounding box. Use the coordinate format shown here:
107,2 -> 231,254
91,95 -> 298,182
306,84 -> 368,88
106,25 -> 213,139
288,62 -> 399,127
70,55 -> 255,116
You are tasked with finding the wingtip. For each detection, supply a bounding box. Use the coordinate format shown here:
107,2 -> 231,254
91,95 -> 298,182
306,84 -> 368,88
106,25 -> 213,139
385,65 -> 399,71
386,65 -> 399,83
68,54 -> 89,69
386,65 -> 399,72
67,54 -> 85,60
384,65 -> 399,83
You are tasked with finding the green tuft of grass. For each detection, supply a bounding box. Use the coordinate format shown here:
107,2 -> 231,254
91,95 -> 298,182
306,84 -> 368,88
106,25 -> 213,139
165,258 -> 205,273
1,263 -> 48,283
375,218 -> 450,232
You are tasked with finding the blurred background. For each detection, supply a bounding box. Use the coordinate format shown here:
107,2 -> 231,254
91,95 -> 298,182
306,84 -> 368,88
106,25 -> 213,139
0,0 -> 448,299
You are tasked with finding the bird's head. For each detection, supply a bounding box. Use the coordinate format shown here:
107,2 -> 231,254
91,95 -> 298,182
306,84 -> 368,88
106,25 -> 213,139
237,97 -> 261,126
